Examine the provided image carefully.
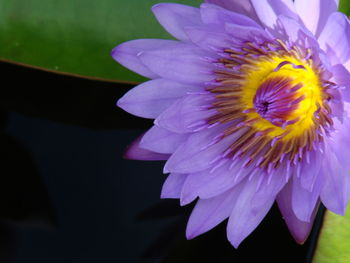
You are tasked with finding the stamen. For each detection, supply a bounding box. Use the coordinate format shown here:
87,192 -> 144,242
206,39 -> 334,172
273,61 -> 306,72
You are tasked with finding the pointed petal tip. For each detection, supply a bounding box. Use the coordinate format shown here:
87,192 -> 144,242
335,207 -> 346,216
160,188 -> 168,199
288,223 -> 310,244
185,228 -> 196,240
123,140 -> 139,159
180,197 -> 193,206
123,138 -> 170,161
116,97 -> 124,108
180,185 -> 198,206
323,199 -> 347,216
185,220 -> 207,240
153,118 -> 161,128
123,148 -> 136,160
160,186 -> 183,202
334,205 -> 347,216
227,236 -> 241,249
151,3 -> 165,12
160,192 -> 176,199
294,236 -> 307,245
226,223 -> 246,249
163,166 -> 169,174
111,43 -> 139,65
160,192 -> 182,200
280,213 -> 315,245
110,46 -> 116,57
116,97 -> 132,113
110,44 -> 125,62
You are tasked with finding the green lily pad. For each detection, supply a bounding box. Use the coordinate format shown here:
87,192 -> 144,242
0,0 -> 201,83
1,0 -> 349,83
340,0 -> 350,16
312,210 -> 350,263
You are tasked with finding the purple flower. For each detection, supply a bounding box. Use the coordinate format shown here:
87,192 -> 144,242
112,0 -> 350,248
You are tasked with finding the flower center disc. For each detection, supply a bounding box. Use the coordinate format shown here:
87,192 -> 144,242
244,57 -> 323,140
209,40 -> 334,170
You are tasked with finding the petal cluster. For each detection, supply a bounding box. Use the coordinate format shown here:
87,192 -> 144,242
113,0 -> 350,248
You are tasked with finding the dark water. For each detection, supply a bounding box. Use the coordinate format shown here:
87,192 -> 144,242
0,61 -> 322,263
7,113 -> 166,263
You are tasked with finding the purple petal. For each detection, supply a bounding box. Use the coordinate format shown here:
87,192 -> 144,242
155,94 -> 215,134
139,43 -> 217,84
329,96 -> 344,123
197,161 -> 255,199
152,3 -> 202,42
250,0 -> 297,30
161,173 -> 188,199
140,125 -> 188,154
227,171 -> 286,248
344,59 -> 350,72
186,182 -> 245,239
111,39 -> 179,79
300,150 -> 322,192
179,174 -> 199,206
124,134 -> 170,161
251,165 -> 289,209
179,161 -> 251,205
331,64 -> 350,102
200,3 -> 260,28
320,151 -> 350,215
164,126 -> 246,174
117,78 -> 203,119
277,181 -> 317,244
277,15 -> 318,47
295,0 -> 339,37
203,0 -> 260,21
225,23 -> 270,42
331,106 -> 350,170
185,25 -> 233,51
318,12 -> 350,64
180,171 -> 214,206
322,112 -> 350,214
292,174 -> 322,222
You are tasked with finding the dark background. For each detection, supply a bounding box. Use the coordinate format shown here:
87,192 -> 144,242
0,61 -> 323,263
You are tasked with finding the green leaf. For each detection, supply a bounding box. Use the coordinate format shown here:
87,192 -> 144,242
0,0 -> 201,83
312,210 -> 350,263
339,0 -> 350,16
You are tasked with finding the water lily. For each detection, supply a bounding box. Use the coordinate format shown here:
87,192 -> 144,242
112,0 -> 350,248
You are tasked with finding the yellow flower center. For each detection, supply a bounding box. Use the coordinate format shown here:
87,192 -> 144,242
208,40 -> 333,169
241,55 -> 323,140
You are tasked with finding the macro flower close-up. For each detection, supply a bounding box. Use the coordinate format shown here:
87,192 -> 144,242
113,0 -> 350,248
